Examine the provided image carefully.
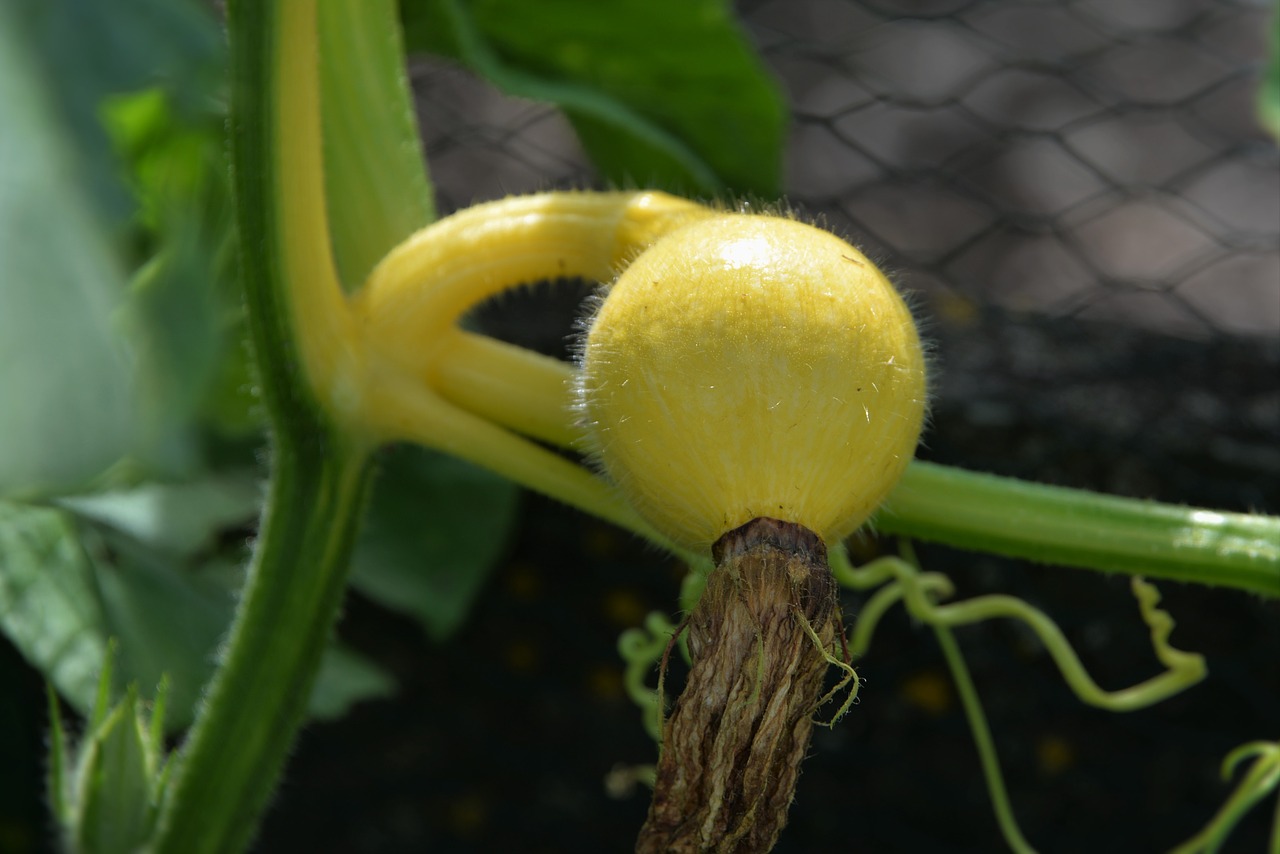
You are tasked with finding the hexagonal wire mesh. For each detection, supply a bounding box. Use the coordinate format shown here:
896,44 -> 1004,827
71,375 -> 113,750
374,1 -> 1280,851
417,0 -> 1279,342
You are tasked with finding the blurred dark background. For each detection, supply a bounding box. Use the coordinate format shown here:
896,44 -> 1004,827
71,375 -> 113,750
2,0 -> 1277,851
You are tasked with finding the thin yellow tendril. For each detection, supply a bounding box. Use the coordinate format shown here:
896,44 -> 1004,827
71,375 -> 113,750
794,607 -> 860,726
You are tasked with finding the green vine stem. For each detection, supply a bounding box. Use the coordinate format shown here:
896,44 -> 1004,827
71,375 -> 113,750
150,0 -> 419,849
878,462 -> 1280,598
151,450 -> 371,854
833,544 -> 1212,851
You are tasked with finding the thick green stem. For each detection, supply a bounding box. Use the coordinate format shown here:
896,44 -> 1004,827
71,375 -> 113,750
878,461 -> 1280,597
151,0 -> 406,849
151,446 -> 370,854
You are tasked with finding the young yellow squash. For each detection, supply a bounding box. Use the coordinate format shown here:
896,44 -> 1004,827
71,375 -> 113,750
580,213 -> 927,551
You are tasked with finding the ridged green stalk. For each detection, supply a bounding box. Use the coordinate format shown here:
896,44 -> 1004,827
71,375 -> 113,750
151,1 -> 428,850
879,461 -> 1280,598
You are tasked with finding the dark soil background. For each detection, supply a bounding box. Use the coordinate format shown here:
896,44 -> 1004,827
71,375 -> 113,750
2,1 -> 1278,852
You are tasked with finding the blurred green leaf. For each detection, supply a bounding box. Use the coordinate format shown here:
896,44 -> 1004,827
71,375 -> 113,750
1261,2 -> 1280,142
320,0 -> 435,290
73,686 -> 156,854
402,0 -> 785,196
0,493 -> 394,732
127,247 -> 225,459
91,526 -> 395,726
57,473 -> 261,557
86,529 -> 238,728
104,87 -> 254,470
310,645 -> 397,721
11,0 -> 224,224
0,8 -> 142,498
102,89 -> 227,236
350,446 -> 519,641
198,332 -> 265,439
0,3 -> 239,497
0,502 -> 110,709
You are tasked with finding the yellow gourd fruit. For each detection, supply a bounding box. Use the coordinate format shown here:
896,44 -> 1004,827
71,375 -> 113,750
579,213 -> 927,551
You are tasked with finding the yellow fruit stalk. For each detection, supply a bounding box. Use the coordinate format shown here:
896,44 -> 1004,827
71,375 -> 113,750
580,212 -> 927,853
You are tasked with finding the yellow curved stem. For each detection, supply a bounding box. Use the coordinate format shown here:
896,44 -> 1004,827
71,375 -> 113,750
359,365 -> 675,548
352,191 -> 711,380
432,331 -> 585,450
343,191 -> 716,550
277,0 -> 363,428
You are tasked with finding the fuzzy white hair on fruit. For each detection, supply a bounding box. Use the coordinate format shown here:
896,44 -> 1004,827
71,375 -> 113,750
576,210 -> 928,553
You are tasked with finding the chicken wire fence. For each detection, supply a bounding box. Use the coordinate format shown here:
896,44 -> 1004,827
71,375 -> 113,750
411,0 -> 1280,344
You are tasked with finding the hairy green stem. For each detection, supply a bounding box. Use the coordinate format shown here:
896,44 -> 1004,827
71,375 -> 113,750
150,0 -> 416,849
878,461 -> 1280,597
152,447 -> 371,854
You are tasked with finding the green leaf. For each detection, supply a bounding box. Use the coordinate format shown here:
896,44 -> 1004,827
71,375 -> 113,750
57,473 -> 262,557
46,683 -> 71,826
1260,2 -> 1280,142
101,89 -> 229,237
0,502 -> 111,705
198,328 -> 265,438
12,0 -> 224,225
105,90 -> 229,397
320,0 -> 435,289
73,686 -> 156,854
126,247 -> 226,472
0,8 -> 142,498
86,529 -> 238,729
402,0 -> 786,196
103,87 -> 254,469
2,3 -> 239,491
0,494 -> 393,732
310,644 -> 397,720
92,529 -> 396,726
350,445 -> 519,641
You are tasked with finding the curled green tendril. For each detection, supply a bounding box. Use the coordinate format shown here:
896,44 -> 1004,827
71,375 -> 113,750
828,542 -> 1215,852
1173,740 -> 1280,854
831,546 -> 1207,712
618,611 -> 679,742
